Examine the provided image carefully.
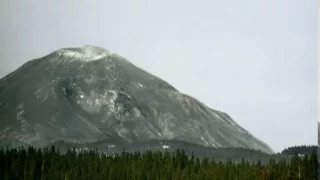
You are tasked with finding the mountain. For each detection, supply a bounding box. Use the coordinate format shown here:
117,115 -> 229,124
0,45 -> 273,154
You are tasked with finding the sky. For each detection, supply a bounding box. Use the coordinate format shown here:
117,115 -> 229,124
0,0 -> 318,152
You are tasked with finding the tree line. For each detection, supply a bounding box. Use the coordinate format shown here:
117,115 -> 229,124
0,146 -> 318,180
281,145 -> 317,155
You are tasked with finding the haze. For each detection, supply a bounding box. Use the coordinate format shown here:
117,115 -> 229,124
0,0 -> 317,152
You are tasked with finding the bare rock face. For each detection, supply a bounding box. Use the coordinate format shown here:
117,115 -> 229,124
0,45 -> 273,153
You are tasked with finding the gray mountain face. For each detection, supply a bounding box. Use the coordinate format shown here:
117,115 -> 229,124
0,45 -> 273,153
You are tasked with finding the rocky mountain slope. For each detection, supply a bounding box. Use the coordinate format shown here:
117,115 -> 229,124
0,45 -> 273,153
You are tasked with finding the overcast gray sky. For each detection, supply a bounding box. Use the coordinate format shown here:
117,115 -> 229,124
0,0 -> 317,152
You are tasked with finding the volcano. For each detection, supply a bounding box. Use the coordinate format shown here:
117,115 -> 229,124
0,45 -> 273,153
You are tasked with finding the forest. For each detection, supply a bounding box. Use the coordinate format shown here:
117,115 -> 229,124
0,145 -> 318,180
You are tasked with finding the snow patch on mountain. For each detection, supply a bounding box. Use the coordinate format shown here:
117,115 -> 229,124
56,45 -> 112,62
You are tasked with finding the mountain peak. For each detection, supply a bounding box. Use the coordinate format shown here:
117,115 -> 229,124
53,45 -> 113,62
0,45 -> 274,154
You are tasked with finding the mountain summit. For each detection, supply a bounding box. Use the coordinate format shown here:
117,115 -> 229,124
0,45 -> 273,153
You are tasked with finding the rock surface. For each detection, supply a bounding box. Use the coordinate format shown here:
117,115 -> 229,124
0,45 -> 273,153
